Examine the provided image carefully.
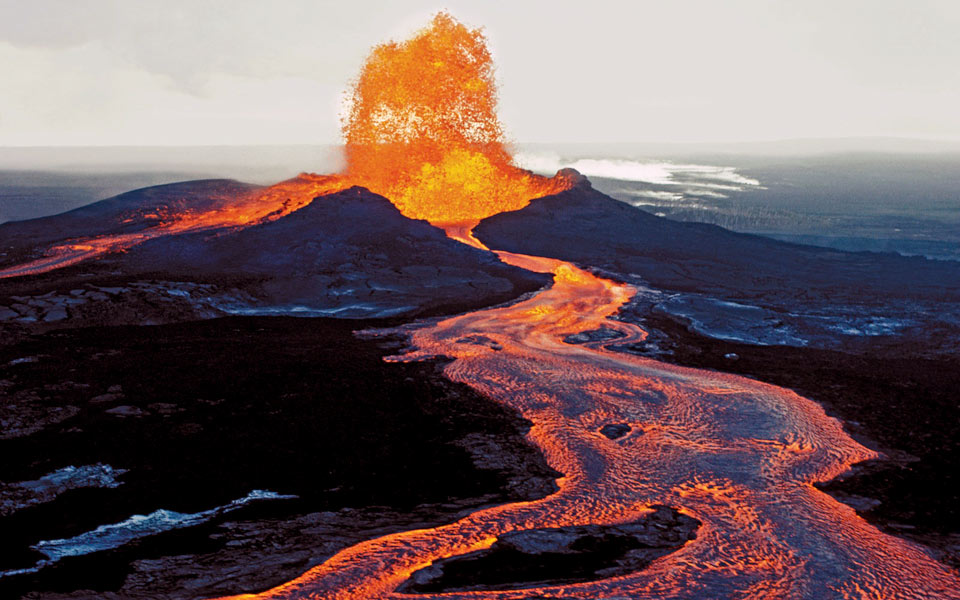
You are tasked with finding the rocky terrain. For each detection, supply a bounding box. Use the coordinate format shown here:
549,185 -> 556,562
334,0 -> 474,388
0,317 -> 559,599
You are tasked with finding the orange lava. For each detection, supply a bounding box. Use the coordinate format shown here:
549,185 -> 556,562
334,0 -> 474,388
0,174 -> 347,279
211,256 -> 960,600
341,12 -> 569,228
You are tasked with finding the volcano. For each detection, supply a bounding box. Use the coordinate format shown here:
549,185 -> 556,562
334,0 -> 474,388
3,166 -> 960,598
2,10 -> 960,600
0,180 -> 549,327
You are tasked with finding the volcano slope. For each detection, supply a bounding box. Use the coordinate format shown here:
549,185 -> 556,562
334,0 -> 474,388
0,182 -> 549,331
474,177 -> 960,312
0,179 -> 257,261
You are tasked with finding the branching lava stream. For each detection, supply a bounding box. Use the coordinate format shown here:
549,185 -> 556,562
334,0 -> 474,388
216,253 -> 960,599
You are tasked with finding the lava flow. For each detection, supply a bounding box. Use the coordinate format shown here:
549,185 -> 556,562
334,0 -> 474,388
219,255 -> 960,599
0,174 -> 348,279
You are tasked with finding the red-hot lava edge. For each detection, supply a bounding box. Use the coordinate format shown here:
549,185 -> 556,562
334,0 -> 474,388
210,250 -> 960,600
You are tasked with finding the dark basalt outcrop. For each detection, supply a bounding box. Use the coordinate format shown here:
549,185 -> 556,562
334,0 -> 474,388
599,423 -> 632,440
564,327 -> 627,345
399,506 -> 699,593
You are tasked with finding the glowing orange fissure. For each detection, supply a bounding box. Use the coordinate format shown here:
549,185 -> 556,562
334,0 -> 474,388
0,174 -> 348,279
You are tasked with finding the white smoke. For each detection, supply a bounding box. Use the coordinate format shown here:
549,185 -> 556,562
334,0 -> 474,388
513,152 -> 761,197
618,190 -> 686,201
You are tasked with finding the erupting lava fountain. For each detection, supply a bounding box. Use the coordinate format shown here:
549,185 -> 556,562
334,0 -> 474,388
340,12 -> 571,237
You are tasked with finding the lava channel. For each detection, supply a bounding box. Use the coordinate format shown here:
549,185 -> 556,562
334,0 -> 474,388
213,254 -> 960,600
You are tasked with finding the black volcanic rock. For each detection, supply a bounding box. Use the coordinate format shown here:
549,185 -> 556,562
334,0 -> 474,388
0,317 -> 560,598
599,423 -> 631,440
474,183 -> 960,307
399,506 -> 698,593
0,182 -> 550,324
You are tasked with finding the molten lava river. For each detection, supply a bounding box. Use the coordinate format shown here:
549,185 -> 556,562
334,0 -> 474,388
212,249 -> 960,599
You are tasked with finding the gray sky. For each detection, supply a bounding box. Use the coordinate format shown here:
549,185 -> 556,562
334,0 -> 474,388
1,0 -> 959,146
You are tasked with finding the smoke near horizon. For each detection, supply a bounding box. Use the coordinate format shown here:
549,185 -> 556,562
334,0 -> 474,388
515,152 -> 761,192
